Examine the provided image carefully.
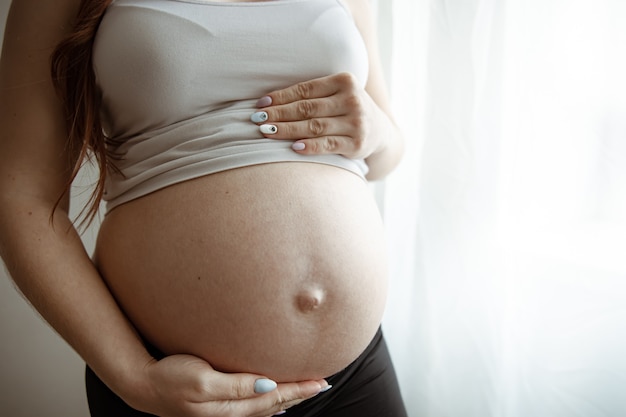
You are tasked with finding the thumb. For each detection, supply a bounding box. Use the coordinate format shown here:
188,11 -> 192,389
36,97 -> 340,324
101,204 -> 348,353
209,371 -> 327,401
208,372 -> 279,400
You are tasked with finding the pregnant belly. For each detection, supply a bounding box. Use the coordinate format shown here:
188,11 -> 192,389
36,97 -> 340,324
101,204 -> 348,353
94,163 -> 388,382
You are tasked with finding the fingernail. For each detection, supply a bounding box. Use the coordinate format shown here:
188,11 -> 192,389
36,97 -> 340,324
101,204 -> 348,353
319,384 -> 333,393
254,378 -> 277,394
250,111 -> 269,123
257,96 -> 272,107
274,412 -> 287,416
292,142 -> 305,151
260,124 -> 278,134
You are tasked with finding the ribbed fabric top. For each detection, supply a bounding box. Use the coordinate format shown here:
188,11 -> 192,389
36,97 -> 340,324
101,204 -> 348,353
93,0 -> 369,211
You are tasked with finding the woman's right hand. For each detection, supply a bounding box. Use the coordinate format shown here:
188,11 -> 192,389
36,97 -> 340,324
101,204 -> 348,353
127,353 -> 328,417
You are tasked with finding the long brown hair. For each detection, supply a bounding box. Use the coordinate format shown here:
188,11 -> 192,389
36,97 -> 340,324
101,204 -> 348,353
50,0 -> 112,228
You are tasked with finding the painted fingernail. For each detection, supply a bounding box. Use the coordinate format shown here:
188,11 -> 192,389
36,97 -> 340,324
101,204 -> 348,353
319,384 -> 333,393
254,378 -> 277,394
260,124 -> 278,134
292,142 -> 305,151
257,96 -> 272,107
250,111 -> 269,123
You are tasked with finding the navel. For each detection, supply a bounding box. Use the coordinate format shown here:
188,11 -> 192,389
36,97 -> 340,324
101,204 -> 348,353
295,287 -> 325,313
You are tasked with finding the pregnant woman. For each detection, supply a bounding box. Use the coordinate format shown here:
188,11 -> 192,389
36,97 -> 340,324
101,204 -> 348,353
0,0 -> 406,416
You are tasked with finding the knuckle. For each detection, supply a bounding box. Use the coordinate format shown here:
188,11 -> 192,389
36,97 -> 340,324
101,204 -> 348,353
272,390 -> 286,407
296,81 -> 314,99
349,112 -> 364,130
231,379 -> 250,399
307,119 -> 326,136
335,71 -> 358,89
323,137 -> 340,152
296,100 -> 316,119
354,129 -> 370,154
308,137 -> 339,153
344,94 -> 363,111
353,135 -> 366,153
305,141 -> 319,153
193,373 -> 212,396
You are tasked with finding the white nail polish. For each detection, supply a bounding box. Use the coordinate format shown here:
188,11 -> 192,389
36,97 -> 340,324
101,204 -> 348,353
292,142 -> 305,151
260,124 -> 278,134
254,378 -> 277,394
250,111 -> 268,123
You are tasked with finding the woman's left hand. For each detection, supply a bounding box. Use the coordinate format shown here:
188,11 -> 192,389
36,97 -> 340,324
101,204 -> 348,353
252,72 -> 391,161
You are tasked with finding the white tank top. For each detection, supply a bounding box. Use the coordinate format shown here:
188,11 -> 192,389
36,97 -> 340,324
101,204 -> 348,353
93,0 -> 369,211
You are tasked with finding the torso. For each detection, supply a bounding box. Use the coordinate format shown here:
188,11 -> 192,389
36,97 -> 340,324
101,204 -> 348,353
92,0 -> 388,382
95,163 -> 388,381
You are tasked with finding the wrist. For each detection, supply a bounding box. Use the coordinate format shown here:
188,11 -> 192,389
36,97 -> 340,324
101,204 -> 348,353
98,346 -> 159,411
365,116 -> 404,180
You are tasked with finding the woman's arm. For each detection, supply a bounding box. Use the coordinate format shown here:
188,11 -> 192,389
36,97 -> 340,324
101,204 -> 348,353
0,0 -> 155,403
0,2 -> 325,416
253,0 -> 404,181
344,0 -> 405,180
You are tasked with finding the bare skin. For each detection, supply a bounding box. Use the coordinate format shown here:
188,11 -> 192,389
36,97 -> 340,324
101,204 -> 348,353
0,0 -> 402,416
96,162 -> 389,382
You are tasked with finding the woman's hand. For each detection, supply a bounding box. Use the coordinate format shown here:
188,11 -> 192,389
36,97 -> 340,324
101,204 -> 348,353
126,354 -> 328,417
252,72 -> 392,162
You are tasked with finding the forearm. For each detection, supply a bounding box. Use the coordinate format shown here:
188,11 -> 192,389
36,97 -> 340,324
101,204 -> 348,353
0,199 -> 153,405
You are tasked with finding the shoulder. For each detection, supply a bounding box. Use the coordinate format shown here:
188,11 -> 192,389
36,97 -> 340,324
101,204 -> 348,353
2,0 -> 82,57
4,0 -> 82,32
337,0 -> 377,40
336,0 -> 379,53
339,0 -> 373,20
1,0 -> 83,91
339,0 -> 372,17
339,0 -> 370,10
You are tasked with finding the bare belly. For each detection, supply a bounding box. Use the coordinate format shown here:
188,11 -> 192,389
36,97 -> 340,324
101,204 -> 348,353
94,162 -> 388,382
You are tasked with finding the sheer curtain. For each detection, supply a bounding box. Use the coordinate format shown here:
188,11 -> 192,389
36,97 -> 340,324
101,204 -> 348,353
379,0 -> 626,416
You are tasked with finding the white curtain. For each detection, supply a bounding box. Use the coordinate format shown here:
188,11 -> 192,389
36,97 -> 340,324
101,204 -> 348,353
380,0 -> 626,416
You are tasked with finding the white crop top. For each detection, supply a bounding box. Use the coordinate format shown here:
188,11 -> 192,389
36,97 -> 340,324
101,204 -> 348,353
93,0 -> 369,211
